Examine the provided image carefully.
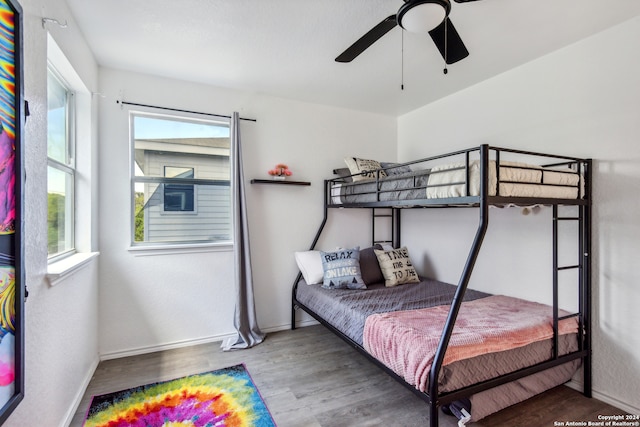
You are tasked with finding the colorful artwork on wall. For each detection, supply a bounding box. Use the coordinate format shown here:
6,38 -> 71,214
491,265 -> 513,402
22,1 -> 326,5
0,0 -> 23,423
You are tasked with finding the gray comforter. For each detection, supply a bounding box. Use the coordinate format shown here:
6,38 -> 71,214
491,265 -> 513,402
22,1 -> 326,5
331,169 -> 431,204
295,278 -> 489,346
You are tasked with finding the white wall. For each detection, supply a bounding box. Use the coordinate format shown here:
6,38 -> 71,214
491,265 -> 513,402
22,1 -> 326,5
97,68 -> 397,357
15,1 -> 636,423
398,16 -> 640,413
5,0 -> 100,426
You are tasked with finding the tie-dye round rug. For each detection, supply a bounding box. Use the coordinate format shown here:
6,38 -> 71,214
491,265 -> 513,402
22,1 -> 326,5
83,364 -> 276,427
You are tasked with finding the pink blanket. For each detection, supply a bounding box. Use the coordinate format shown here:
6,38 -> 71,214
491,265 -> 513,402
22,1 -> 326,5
363,295 -> 578,392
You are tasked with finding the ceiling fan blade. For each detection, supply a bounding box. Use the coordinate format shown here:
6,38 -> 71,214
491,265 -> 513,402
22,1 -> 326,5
428,18 -> 469,64
453,0 -> 482,2
335,15 -> 398,63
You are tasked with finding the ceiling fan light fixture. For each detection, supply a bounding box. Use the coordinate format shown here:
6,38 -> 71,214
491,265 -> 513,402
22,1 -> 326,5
397,0 -> 451,34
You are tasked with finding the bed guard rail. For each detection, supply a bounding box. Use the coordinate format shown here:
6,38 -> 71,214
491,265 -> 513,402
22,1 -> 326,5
326,144 -> 588,209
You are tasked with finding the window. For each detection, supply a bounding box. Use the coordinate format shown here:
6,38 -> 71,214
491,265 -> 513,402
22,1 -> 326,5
163,166 -> 195,212
131,112 -> 232,245
47,67 -> 75,258
45,33 -> 96,282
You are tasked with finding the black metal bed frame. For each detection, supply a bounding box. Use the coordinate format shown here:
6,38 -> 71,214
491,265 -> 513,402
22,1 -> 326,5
291,144 -> 592,427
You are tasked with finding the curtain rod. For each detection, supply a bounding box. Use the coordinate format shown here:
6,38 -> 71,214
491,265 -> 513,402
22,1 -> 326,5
116,100 -> 257,122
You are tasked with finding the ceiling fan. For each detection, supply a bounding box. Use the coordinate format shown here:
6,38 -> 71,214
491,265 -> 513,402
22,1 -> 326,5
335,0 -> 480,65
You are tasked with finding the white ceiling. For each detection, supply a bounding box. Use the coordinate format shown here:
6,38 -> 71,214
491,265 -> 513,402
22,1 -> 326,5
64,0 -> 640,117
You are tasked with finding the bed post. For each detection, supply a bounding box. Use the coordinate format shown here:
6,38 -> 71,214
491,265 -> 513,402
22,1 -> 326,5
393,208 -> 401,248
291,271 -> 303,330
583,159 -> 593,398
291,179 -> 330,330
427,145 -> 491,427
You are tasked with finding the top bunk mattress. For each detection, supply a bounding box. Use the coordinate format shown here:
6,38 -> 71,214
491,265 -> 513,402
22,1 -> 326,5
330,149 -> 585,206
427,160 -> 581,199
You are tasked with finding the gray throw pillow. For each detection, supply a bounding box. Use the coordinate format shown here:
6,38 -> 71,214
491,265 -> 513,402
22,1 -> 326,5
320,247 -> 366,290
359,244 -> 384,285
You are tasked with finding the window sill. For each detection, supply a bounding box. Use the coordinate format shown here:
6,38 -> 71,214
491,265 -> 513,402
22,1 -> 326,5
128,242 -> 233,257
47,252 -> 100,286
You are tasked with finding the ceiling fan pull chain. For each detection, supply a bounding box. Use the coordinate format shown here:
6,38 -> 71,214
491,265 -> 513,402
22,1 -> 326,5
401,30 -> 405,90
444,18 -> 449,75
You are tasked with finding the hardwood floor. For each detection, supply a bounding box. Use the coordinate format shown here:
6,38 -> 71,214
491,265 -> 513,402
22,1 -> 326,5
70,325 -> 624,427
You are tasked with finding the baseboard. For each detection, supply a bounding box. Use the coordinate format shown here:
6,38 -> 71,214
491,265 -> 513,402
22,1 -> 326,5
100,320 -> 319,361
294,319 -> 319,328
566,380 -> 640,415
100,333 -> 236,361
264,318 -> 319,333
61,355 -> 100,427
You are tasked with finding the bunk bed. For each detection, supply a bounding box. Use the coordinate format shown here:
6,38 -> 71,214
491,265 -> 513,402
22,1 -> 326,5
291,145 -> 592,426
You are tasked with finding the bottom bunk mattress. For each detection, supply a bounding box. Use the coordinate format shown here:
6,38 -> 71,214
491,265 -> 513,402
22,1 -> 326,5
295,278 -> 580,397
295,277 -> 489,346
363,294 -> 579,393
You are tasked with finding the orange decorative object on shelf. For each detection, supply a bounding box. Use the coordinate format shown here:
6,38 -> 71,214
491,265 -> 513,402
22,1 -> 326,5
267,163 -> 293,179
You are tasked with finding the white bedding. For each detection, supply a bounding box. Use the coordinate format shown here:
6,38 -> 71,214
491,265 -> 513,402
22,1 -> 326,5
426,160 -> 581,199
331,182 -> 343,205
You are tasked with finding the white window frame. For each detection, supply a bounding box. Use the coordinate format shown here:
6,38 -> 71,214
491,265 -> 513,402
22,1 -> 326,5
45,34 -> 99,285
129,110 -> 233,248
47,64 -> 76,261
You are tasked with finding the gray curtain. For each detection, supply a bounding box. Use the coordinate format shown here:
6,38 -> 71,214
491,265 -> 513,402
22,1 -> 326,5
222,112 -> 266,351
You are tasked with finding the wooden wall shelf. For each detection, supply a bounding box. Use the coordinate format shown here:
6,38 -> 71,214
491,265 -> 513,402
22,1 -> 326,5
251,179 -> 311,186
